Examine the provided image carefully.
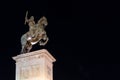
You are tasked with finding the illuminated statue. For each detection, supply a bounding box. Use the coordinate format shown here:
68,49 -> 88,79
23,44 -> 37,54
20,11 -> 49,53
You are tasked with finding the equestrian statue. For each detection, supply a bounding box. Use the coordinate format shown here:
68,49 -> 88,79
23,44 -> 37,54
20,11 -> 49,54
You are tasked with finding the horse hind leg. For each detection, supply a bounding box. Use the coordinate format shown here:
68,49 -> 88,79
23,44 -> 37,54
27,47 -> 32,53
26,41 -> 32,53
20,45 -> 27,54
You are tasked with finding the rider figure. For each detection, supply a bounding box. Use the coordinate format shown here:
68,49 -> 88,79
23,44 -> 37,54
25,15 -> 36,38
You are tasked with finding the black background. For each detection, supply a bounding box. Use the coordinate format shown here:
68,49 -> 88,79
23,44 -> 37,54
0,0 -> 119,80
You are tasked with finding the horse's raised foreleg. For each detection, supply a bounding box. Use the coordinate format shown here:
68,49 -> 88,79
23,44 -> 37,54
42,37 -> 49,45
39,34 -> 49,46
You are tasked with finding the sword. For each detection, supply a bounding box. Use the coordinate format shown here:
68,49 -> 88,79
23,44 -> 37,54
24,11 -> 28,25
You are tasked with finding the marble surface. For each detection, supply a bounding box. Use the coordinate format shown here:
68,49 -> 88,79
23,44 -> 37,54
13,49 -> 56,80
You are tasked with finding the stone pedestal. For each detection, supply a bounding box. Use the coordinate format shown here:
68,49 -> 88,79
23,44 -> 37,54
12,49 -> 56,80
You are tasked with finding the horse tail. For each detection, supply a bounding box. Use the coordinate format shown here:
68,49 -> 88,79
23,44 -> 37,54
21,33 -> 27,46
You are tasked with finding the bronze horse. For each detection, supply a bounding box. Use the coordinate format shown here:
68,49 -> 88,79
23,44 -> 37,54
20,16 -> 49,53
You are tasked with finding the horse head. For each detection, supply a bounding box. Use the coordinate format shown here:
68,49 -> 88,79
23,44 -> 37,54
38,16 -> 48,27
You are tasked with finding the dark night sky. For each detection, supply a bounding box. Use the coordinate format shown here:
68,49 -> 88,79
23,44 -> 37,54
0,0 -> 119,80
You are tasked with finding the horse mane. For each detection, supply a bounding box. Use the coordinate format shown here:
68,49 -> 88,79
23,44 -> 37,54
38,16 -> 47,24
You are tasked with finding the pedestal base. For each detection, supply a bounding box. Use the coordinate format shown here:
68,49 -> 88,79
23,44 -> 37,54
12,49 -> 56,80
